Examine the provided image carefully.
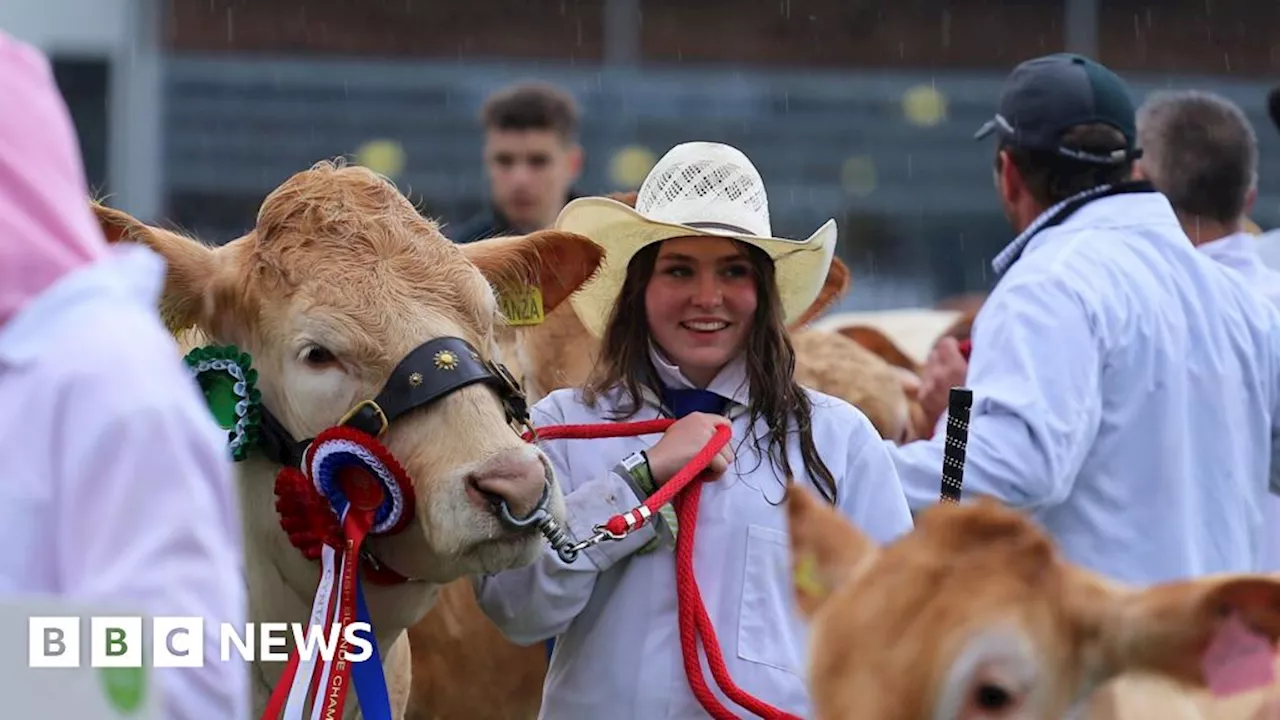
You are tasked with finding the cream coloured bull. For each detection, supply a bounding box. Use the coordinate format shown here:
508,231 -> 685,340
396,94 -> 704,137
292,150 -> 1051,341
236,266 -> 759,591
788,484 -> 1280,720
92,159 -> 604,718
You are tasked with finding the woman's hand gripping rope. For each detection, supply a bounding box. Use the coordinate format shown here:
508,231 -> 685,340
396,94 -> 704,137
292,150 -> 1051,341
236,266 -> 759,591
487,418 -> 731,563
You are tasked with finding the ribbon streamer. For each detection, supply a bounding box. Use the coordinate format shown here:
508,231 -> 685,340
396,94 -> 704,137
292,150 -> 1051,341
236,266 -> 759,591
311,509 -> 368,718
350,572 -> 392,719
262,427 -> 410,720
284,545 -> 339,716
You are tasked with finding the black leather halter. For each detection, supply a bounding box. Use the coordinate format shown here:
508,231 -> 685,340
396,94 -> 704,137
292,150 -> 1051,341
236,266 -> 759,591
256,336 -> 530,468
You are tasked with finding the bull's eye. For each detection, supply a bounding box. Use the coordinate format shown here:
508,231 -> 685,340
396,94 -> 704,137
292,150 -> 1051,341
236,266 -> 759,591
973,683 -> 1012,711
301,345 -> 338,367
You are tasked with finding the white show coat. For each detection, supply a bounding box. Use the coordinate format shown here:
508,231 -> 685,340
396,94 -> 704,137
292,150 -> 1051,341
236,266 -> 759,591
1198,231 -> 1280,572
888,190 -> 1280,585
0,245 -> 248,719
1199,232 -> 1280,308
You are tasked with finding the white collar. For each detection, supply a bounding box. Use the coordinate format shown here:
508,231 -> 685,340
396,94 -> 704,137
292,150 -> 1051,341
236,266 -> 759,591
1197,232 -> 1263,275
647,341 -> 751,411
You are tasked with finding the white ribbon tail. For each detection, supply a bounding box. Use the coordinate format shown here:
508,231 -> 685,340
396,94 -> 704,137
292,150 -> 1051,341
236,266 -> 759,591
282,544 -> 339,718
310,508 -> 352,719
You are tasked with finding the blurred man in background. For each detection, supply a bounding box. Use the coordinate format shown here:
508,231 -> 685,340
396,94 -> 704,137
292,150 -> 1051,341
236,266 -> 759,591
1135,89 -> 1280,573
1135,90 -> 1280,306
448,80 -> 585,663
451,81 -> 584,243
0,30 -> 246,719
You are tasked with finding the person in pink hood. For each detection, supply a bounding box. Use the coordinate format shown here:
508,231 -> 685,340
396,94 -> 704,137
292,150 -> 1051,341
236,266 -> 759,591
0,31 -> 247,718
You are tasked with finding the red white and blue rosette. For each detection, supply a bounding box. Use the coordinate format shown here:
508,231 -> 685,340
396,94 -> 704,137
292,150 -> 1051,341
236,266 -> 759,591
262,426 -> 415,720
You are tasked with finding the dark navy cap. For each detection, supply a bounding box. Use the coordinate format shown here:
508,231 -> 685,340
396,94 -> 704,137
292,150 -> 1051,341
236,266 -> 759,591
974,53 -> 1141,166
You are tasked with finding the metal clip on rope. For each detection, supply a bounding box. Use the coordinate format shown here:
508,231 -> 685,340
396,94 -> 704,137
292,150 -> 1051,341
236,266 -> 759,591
497,417 -> 701,564
492,480 -> 623,564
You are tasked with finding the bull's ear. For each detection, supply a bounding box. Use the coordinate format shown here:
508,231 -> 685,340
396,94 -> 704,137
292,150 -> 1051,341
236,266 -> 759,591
460,230 -> 604,317
788,257 -> 851,331
606,190 -> 639,207
786,483 -> 879,618
1077,572 -> 1280,697
90,201 -> 224,332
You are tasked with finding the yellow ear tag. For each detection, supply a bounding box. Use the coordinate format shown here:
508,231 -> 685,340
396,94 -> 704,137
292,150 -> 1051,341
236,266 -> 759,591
793,553 -> 827,599
498,284 -> 545,326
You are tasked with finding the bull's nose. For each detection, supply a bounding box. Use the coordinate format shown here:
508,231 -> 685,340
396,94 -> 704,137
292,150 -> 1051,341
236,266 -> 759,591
466,447 -> 548,520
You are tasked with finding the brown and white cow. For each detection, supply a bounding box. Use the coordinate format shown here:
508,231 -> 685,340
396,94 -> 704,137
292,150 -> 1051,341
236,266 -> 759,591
813,297 -> 985,441
787,484 -> 1280,720
92,159 -> 603,718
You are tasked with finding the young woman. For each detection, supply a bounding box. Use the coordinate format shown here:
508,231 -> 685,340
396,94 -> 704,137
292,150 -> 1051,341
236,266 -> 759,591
475,141 -> 913,718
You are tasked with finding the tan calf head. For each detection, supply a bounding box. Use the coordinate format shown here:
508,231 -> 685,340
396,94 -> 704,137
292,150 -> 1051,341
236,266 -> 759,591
791,328 -> 913,442
93,160 -> 603,583
787,487 -> 1280,720
817,299 -> 986,441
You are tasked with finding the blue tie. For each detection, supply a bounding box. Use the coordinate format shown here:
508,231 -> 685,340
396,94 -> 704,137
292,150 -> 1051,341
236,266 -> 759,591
662,387 -> 729,418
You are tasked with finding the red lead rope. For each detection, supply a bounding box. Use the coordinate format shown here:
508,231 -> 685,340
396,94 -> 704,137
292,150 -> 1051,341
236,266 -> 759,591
522,419 -> 802,720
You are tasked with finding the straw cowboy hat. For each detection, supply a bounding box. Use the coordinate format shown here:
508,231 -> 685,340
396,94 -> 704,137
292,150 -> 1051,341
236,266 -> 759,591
555,141 -> 838,338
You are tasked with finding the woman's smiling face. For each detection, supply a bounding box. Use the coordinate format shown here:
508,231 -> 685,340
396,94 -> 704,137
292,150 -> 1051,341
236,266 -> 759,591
644,236 -> 758,387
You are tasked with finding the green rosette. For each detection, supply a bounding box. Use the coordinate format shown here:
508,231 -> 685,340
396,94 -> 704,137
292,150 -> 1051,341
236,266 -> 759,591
183,345 -> 263,461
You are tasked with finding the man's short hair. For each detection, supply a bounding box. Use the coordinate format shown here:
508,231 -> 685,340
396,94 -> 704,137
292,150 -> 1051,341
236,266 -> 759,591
1136,90 -> 1257,224
479,81 -> 579,143
998,123 -> 1135,207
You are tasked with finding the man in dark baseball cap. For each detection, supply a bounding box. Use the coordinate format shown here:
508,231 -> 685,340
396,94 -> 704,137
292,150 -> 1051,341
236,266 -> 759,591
974,53 -> 1143,168
885,52 -> 1280,588
974,53 -> 1151,268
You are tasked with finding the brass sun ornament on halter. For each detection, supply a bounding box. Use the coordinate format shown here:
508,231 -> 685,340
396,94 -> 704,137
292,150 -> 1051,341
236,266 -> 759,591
433,349 -> 459,371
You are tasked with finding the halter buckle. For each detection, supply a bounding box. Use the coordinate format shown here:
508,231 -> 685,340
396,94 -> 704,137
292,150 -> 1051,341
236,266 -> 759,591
338,399 -> 390,437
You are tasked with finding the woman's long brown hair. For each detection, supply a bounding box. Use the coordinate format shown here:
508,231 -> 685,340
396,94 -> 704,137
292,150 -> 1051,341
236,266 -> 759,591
580,240 -> 839,504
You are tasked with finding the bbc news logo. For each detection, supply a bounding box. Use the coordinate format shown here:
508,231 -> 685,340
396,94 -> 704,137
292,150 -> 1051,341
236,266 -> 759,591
29,617 -> 374,667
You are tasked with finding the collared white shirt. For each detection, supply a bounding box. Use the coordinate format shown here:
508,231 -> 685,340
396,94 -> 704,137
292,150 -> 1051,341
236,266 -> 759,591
1254,229 -> 1280,273
1199,232 -> 1280,308
887,191 -> 1280,585
475,349 -> 912,719
0,245 -> 248,719
1197,232 -> 1280,572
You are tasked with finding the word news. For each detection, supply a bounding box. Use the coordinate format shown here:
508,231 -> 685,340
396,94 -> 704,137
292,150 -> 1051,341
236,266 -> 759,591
28,617 -> 374,668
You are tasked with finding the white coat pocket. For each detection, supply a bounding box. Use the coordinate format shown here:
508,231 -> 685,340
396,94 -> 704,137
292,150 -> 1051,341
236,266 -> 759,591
736,523 -> 806,675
